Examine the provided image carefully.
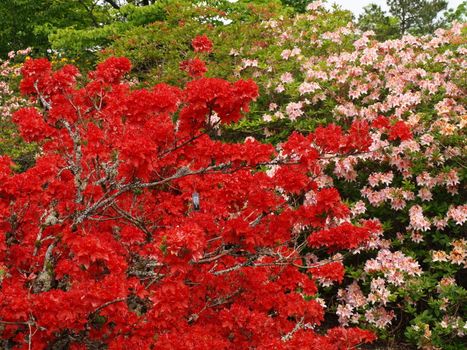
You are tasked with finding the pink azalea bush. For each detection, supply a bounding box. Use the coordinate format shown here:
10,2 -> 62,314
0,49 -> 35,167
227,3 -> 466,348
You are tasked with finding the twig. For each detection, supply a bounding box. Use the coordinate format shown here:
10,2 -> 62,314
90,297 -> 127,316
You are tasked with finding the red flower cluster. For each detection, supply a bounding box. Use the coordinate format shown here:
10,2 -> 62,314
313,120 -> 372,154
0,52 -> 376,348
179,58 -> 208,78
179,77 -> 258,133
191,35 -> 213,53
389,120 -> 413,141
308,222 -> 373,252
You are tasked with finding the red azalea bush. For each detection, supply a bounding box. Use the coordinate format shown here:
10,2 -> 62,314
0,47 -> 388,348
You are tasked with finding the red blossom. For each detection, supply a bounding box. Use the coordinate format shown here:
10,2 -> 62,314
180,58 -> 208,77
12,107 -> 55,142
389,120 -> 413,141
192,35 -> 213,53
308,222 -> 372,252
311,262 -> 345,283
89,56 -> 132,84
372,115 -> 390,129
19,58 -> 52,95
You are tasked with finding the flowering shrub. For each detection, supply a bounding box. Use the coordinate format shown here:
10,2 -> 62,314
225,3 -> 466,348
0,2 -> 465,348
0,39 -> 390,347
0,49 -> 36,168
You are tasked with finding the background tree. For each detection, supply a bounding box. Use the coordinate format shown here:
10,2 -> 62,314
49,0 -> 289,71
280,0 -> 309,13
358,4 -> 400,40
387,0 -> 448,35
441,1 -> 467,25
0,0 -> 113,57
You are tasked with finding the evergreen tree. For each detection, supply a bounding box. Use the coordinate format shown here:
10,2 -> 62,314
358,4 -> 400,40
387,0 -> 448,35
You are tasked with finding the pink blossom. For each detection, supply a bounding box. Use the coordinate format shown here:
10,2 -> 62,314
433,217 -> 448,230
298,82 -> 320,95
280,49 -> 291,60
336,304 -> 354,326
365,307 -> 395,328
306,1 -> 323,11
418,187 -> 433,202
365,249 -> 422,280
444,169 -> 460,187
241,59 -> 258,68
275,84 -> 285,93
410,232 -> 424,243
285,102 -> 304,121
432,250 -> 449,262
446,205 -> 467,225
351,201 -> 366,216
262,114 -> 273,122
409,205 -> 431,232
280,72 -> 294,84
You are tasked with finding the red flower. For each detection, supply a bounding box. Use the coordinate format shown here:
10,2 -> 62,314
372,115 -> 390,129
192,35 -> 213,53
12,107 -> 55,142
389,120 -> 412,141
89,57 -> 131,84
179,58 -> 207,77
19,58 -> 52,95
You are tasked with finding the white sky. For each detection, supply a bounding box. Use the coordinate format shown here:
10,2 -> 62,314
328,0 -> 464,16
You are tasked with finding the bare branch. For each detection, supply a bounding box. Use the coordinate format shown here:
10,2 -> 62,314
90,297 -> 127,316
282,317 -> 304,341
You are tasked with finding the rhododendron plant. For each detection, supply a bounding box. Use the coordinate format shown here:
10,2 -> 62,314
0,47 -> 381,348
222,4 -> 466,347
0,49 -> 35,166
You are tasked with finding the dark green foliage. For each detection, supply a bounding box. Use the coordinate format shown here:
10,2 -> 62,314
387,0 -> 448,35
0,0 -> 113,57
358,4 -> 400,40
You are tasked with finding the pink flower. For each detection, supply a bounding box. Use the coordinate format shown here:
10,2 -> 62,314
433,218 -> 448,230
444,169 -> 460,186
410,232 -> 424,243
447,205 -> 467,225
365,249 -> 422,280
280,72 -> 294,84
298,82 -> 320,95
241,59 -> 258,69
285,102 -> 304,121
409,205 -> 431,232
418,187 -> 433,202
351,201 -> 366,216
275,84 -> 285,93
365,307 -> 395,328
306,1 -> 323,11
336,304 -> 354,325
432,250 -> 449,262
262,114 -> 273,122
280,49 -> 291,60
